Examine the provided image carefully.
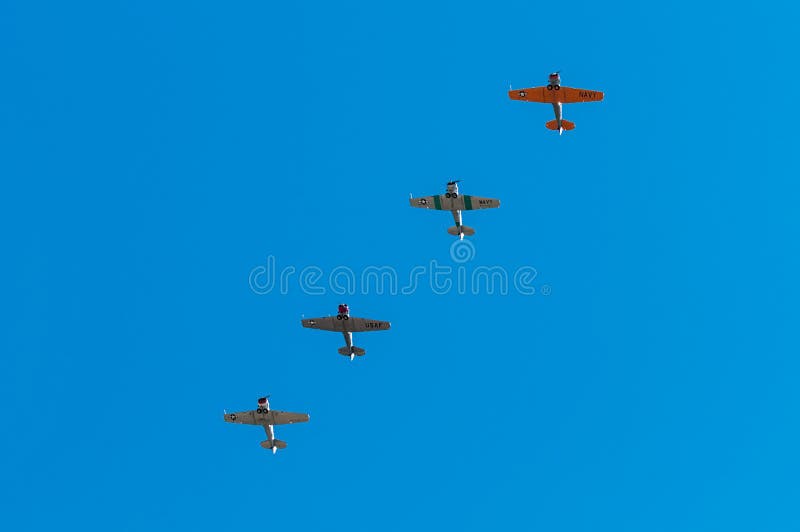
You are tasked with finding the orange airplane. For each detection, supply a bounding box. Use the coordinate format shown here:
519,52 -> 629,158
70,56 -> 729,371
508,72 -> 604,134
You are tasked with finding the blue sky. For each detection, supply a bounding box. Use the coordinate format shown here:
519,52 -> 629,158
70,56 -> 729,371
2,1 -> 799,530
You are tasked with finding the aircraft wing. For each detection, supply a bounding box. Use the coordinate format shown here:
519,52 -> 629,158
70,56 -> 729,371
508,86 -> 549,102
301,316 -> 340,331
223,409 -> 261,425
302,316 -> 390,332
410,195 -> 497,211
347,317 -> 391,332
558,86 -> 604,103
508,86 -> 604,104
409,195 -> 444,210
270,410 -> 310,425
223,409 -> 309,426
457,195 -> 500,210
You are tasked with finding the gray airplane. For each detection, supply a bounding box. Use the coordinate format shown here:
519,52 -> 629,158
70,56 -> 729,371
409,181 -> 500,239
223,396 -> 309,454
301,304 -> 391,360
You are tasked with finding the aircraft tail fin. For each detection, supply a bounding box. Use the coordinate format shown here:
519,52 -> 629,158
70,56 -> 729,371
447,225 -> 475,238
260,439 -> 287,451
545,119 -> 575,132
338,346 -> 366,357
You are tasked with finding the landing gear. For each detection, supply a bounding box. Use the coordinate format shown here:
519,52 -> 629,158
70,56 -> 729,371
547,84 -> 553,90
336,315 -> 342,320
343,315 -> 349,320
554,85 -> 560,91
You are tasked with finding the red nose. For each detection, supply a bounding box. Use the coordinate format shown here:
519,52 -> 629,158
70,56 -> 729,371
258,397 -> 267,405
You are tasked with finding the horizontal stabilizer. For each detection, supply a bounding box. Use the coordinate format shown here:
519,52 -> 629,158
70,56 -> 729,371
545,119 -> 575,131
447,225 -> 475,237
260,439 -> 287,450
338,346 -> 366,356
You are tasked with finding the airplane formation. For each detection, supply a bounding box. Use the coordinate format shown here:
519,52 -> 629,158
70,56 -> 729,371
224,73 -> 604,452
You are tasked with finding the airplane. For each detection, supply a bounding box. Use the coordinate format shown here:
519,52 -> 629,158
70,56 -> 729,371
223,396 -> 309,454
301,304 -> 390,360
409,180 -> 500,239
508,72 -> 604,134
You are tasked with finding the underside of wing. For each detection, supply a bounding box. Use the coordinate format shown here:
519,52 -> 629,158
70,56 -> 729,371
559,86 -> 604,103
224,410 -> 259,425
410,195 -> 444,210
301,317 -> 341,332
460,195 -> 500,210
348,317 -> 391,332
508,87 -> 548,103
271,410 -> 310,425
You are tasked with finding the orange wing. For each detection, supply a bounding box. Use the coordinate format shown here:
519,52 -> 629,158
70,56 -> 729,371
508,86 -> 604,104
508,87 -> 551,103
558,86 -> 604,103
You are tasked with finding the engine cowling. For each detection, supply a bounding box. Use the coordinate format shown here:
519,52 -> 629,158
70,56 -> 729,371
257,397 -> 270,411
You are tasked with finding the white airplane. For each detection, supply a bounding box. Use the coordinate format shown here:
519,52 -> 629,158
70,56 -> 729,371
301,304 -> 391,360
409,180 -> 500,239
223,396 -> 309,454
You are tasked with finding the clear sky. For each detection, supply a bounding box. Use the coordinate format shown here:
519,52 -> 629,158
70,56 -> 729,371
2,1 -> 799,530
